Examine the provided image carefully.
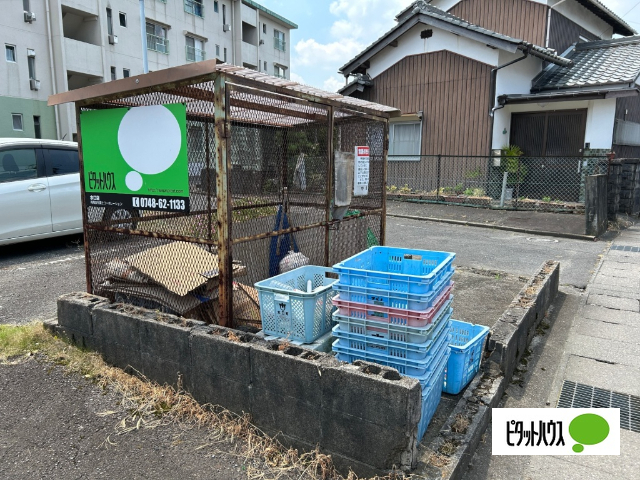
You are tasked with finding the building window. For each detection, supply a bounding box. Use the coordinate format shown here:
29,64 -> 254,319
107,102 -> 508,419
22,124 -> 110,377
110,66 -> 116,80
214,1 -> 219,13
389,121 -> 422,160
5,45 -> 16,62
33,116 -> 41,139
23,0 -> 30,12
263,61 -> 267,71
27,52 -> 36,80
107,8 -> 113,35
119,12 -> 127,27
12,114 -> 23,131
123,68 -> 130,78
263,23 -> 266,34
185,0 -> 204,18
273,64 -> 286,78
185,36 -> 205,62
223,47 -> 227,62
222,4 -> 226,24
147,22 -> 169,54
274,29 -> 285,51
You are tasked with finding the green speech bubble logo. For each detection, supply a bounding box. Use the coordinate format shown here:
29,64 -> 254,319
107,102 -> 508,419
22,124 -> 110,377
569,414 -> 610,453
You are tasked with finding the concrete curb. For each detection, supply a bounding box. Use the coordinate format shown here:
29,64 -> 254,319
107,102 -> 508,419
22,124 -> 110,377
415,261 -> 560,480
388,213 -> 597,242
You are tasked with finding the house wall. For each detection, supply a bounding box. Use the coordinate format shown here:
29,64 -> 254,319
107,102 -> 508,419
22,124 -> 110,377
366,23 -> 499,80
493,98 -> 617,150
613,95 -> 640,158
355,51 -> 493,156
448,0 -> 548,46
548,9 -> 599,54
548,0 -> 614,40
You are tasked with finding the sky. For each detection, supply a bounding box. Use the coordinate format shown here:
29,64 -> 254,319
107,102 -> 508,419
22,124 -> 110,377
256,0 -> 640,92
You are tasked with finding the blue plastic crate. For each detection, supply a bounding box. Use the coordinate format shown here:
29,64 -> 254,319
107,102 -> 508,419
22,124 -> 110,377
332,269 -> 453,311
418,354 -> 447,443
333,247 -> 455,294
331,304 -> 452,361
333,320 -> 451,386
333,298 -> 453,344
443,320 -> 490,395
255,266 -> 338,343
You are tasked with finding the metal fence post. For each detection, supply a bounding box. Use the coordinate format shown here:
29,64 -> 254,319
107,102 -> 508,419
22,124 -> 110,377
515,155 -> 522,207
436,154 -> 442,198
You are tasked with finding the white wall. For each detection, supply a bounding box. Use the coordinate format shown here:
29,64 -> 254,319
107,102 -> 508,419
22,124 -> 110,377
492,98 -> 617,149
367,23 -> 501,79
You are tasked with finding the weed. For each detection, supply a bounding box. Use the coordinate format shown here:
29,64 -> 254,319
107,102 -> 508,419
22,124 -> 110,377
451,414 -> 470,434
542,196 -> 551,203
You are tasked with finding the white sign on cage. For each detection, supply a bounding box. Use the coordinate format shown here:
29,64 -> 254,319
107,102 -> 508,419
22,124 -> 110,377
354,146 -> 370,196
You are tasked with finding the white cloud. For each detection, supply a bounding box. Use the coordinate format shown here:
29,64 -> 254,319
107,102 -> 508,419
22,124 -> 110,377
293,38 -> 365,69
291,0 -> 415,89
290,72 -> 306,84
322,76 -> 345,93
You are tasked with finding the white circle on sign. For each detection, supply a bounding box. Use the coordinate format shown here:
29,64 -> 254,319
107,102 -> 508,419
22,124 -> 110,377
117,105 -> 182,175
125,171 -> 143,191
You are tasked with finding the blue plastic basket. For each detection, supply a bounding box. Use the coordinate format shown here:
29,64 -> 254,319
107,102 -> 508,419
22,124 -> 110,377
333,247 -> 455,294
332,270 -> 454,311
443,320 -> 490,395
255,266 -> 338,343
418,354 -> 447,443
333,298 -> 453,344
333,320 -> 451,387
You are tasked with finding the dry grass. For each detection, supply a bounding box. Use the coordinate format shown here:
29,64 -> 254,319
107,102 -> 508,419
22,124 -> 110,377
0,323 -> 412,480
450,414 -> 470,435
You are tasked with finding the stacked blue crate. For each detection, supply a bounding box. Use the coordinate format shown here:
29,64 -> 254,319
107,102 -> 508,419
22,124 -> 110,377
330,247 -> 455,442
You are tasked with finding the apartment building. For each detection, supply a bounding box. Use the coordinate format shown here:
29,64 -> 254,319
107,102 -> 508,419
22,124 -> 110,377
1,0 -> 297,140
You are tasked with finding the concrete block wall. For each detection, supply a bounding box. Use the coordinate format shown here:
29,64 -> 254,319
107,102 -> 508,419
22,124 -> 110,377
56,293 -> 422,475
608,159 -> 640,219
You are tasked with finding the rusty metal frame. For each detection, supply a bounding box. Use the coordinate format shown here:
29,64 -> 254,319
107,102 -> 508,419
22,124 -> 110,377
74,103 -> 93,293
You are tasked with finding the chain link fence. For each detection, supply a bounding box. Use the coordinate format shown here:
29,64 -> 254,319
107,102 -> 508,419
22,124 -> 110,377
75,69 -> 390,329
387,155 -> 610,211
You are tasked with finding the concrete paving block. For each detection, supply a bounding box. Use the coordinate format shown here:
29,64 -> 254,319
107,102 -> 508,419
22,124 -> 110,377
320,362 -> 421,428
588,286 -> 640,300
592,274 -> 640,288
189,328 -> 251,383
567,333 -> 640,367
564,355 -> 640,397
597,266 -> 640,279
587,293 -> 639,312
582,304 -> 640,326
250,387 -> 321,441
320,411 -> 416,471
574,317 -> 640,346
250,343 -> 325,407
188,369 -> 251,415
57,292 -> 107,336
92,304 -> 141,351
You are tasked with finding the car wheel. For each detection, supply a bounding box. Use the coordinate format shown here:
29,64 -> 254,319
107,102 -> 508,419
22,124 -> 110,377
102,207 -> 140,230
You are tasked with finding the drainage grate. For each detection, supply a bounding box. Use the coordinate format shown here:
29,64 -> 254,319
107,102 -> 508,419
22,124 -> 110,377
558,381 -> 640,433
610,245 -> 640,253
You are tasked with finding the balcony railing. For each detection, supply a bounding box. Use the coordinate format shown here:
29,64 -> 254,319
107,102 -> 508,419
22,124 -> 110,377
184,0 -> 204,17
186,45 -> 206,62
274,37 -> 286,51
147,33 -> 169,54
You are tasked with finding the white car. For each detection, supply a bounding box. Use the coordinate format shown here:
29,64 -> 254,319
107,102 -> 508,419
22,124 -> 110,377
0,138 -> 138,246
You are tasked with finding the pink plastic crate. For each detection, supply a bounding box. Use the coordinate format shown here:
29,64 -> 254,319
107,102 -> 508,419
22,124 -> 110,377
332,284 -> 453,327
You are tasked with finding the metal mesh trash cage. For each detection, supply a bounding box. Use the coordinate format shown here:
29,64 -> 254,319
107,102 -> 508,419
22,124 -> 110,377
49,60 -> 399,329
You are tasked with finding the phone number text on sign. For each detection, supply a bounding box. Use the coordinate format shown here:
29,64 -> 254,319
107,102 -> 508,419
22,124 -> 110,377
132,196 -> 187,211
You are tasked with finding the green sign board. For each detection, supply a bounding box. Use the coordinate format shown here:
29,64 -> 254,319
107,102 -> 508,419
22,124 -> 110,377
80,103 -> 190,213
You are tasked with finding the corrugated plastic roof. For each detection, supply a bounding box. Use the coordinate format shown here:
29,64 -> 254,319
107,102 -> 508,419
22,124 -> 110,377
532,36 -> 640,91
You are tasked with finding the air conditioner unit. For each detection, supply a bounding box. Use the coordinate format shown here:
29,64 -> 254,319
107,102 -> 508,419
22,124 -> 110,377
223,24 -> 231,32
30,79 -> 40,91
24,11 -> 36,23
108,34 -> 118,45
259,39 -> 264,45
